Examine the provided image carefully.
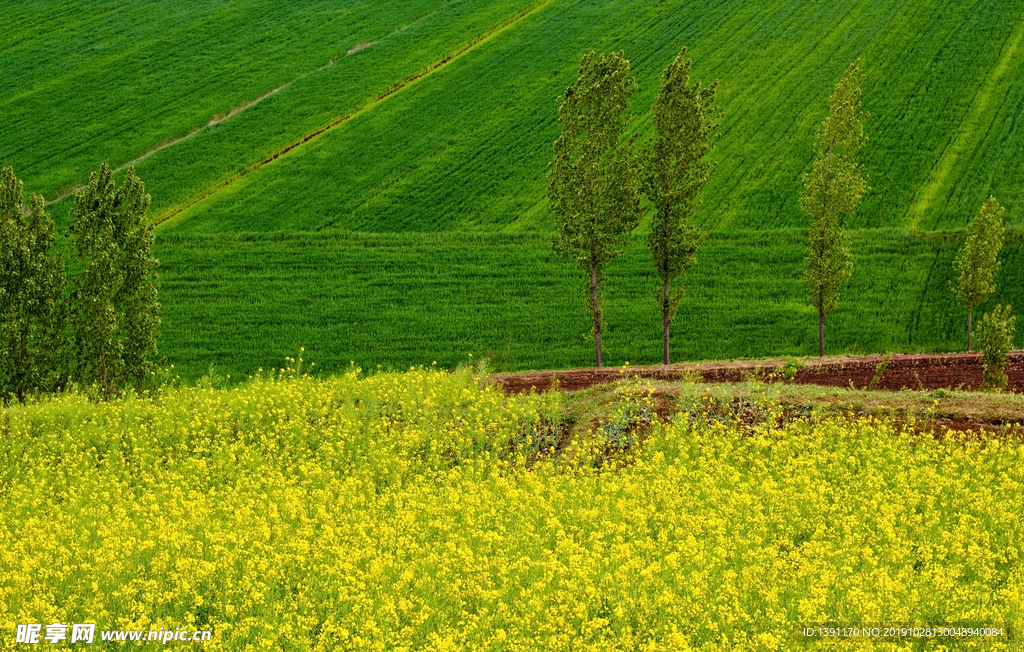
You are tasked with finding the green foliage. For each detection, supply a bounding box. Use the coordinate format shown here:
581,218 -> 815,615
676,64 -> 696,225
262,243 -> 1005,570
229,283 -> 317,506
781,357 -> 805,382
952,196 -> 1005,351
644,47 -> 716,364
0,167 -> 67,401
548,50 -> 642,368
975,303 -> 1015,391
68,164 -> 160,398
802,60 -> 868,356
868,352 -> 891,391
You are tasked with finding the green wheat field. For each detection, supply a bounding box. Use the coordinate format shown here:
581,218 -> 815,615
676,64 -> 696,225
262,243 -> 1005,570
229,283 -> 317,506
5,0 -> 1024,379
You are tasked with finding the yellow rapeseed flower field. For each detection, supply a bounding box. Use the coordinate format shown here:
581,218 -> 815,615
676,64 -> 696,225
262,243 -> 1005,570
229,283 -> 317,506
0,368 -> 1021,650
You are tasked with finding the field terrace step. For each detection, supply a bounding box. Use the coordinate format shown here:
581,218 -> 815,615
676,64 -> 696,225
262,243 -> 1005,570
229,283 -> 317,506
490,352 -> 1024,394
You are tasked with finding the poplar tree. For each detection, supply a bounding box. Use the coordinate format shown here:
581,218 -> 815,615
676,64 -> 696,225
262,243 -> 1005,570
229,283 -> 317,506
952,196 -> 1005,352
802,60 -> 868,357
644,47 -> 717,365
0,167 -> 67,401
68,163 -> 160,397
549,51 -> 642,368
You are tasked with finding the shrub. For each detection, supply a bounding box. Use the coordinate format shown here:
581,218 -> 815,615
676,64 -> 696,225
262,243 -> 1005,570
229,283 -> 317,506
974,304 -> 1015,391
868,352 -> 891,390
781,357 -> 805,382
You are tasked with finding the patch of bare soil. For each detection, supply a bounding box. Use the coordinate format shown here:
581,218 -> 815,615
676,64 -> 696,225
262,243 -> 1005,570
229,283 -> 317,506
347,42 -> 376,55
493,353 -> 1024,435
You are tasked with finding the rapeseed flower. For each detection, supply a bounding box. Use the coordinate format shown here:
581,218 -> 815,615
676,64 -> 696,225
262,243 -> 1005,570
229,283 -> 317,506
0,370 -> 1020,650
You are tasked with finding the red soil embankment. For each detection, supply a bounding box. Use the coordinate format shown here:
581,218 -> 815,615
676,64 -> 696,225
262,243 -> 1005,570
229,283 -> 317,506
490,352 -> 1024,394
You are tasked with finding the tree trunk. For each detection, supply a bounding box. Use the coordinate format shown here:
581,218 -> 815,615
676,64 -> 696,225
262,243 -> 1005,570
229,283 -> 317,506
663,279 -> 671,365
592,264 -> 602,368
16,329 -> 27,403
818,306 -> 825,358
967,309 -> 973,352
100,344 -> 109,399
816,141 -> 833,361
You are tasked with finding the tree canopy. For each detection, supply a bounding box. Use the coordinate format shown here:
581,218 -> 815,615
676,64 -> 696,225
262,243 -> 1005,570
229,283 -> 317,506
644,47 -> 717,365
0,166 -> 66,401
952,196 -> 1005,351
68,162 -> 160,396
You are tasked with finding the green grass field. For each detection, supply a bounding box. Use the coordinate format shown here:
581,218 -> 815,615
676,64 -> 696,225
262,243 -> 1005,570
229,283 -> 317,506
5,0 -> 1024,379
156,0 -> 1024,235
155,230 -> 1024,380
2,0 -> 540,210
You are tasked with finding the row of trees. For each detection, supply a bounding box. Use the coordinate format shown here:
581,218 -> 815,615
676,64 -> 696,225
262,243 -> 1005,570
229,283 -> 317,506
0,163 -> 159,401
550,50 -> 1012,367
804,62 -> 1013,361
548,48 -> 716,367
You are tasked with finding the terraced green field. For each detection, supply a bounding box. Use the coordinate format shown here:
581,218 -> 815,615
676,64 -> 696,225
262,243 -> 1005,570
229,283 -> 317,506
155,230 -> 1024,379
5,0 -> 1024,378
156,0 -> 1024,234
2,0 -> 539,212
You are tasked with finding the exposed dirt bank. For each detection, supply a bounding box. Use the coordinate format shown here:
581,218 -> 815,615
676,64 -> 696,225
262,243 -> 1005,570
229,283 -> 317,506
490,352 -> 1024,394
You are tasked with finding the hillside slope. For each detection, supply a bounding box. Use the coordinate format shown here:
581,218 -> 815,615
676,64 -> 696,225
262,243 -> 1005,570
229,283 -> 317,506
6,0 -> 1024,378
160,0 -> 1024,233
0,0 -> 539,213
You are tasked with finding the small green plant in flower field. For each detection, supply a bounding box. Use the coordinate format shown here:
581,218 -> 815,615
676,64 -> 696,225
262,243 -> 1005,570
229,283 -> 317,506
781,357 -> 805,381
975,304 -> 1015,391
594,372 -> 656,454
868,352 -> 891,390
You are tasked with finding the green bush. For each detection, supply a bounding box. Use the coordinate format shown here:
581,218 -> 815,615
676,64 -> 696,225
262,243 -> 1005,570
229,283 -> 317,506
975,304 -> 1015,390
781,357 -> 806,381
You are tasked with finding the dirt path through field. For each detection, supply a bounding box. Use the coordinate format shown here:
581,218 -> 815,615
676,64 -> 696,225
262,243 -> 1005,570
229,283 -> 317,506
45,78 -> 306,208
490,352 -> 1024,394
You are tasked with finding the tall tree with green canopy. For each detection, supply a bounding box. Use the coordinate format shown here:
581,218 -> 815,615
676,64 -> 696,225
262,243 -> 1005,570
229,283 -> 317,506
644,47 -> 718,365
802,60 -> 868,357
952,196 -> 1005,352
0,166 -> 67,401
68,163 -> 160,397
548,50 -> 642,368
